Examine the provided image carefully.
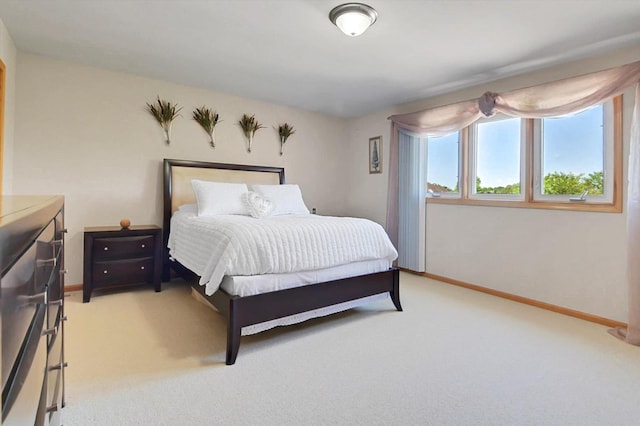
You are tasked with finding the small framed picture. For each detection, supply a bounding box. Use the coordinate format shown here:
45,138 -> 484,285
369,136 -> 382,174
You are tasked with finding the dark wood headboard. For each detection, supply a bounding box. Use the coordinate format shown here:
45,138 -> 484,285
162,159 -> 285,280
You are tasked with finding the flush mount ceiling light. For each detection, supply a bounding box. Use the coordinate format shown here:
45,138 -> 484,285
329,3 -> 378,37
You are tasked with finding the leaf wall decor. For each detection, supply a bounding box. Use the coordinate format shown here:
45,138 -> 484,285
277,123 -> 295,156
145,96 -> 182,144
193,106 -> 221,148
238,114 -> 265,153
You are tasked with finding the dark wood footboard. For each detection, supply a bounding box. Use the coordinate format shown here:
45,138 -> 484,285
192,267 -> 401,365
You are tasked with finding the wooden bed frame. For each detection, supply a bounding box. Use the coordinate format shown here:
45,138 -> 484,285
162,158 -> 401,365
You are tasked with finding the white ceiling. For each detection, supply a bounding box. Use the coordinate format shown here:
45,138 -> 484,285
1,0 -> 639,118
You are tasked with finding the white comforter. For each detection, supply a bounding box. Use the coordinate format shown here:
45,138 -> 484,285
168,208 -> 398,295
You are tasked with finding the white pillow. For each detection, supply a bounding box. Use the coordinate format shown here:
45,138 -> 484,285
242,191 -> 275,219
191,180 -> 249,216
251,184 -> 310,215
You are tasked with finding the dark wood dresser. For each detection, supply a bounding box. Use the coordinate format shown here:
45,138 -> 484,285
0,195 -> 66,426
83,225 -> 162,302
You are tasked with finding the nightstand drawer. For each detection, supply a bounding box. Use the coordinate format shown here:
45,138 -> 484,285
92,236 -> 155,260
92,257 -> 154,286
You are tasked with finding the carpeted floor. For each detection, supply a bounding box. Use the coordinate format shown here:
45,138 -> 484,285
63,272 -> 640,425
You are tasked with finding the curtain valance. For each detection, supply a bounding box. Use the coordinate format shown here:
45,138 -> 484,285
389,60 -> 640,134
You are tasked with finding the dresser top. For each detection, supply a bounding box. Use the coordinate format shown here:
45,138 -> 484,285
0,195 -> 64,226
1,195 -> 64,276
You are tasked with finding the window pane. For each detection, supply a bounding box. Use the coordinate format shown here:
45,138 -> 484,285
427,132 -> 459,193
475,118 -> 521,194
541,105 -> 604,195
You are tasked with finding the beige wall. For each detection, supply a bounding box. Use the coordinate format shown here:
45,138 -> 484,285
0,18 -> 16,194
345,45 -> 640,322
10,40 -> 640,322
13,53 -> 349,286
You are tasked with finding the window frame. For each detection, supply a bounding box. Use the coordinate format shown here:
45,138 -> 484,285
532,101 -> 614,204
426,130 -> 462,200
426,95 -> 622,213
468,114 -> 526,202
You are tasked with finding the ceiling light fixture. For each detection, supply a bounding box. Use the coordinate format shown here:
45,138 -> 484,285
329,3 -> 378,37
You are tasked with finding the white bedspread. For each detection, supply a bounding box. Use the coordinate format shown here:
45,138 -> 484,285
168,209 -> 398,295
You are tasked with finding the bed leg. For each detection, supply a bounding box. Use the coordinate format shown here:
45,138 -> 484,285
162,257 -> 170,282
226,298 -> 241,365
390,268 -> 403,312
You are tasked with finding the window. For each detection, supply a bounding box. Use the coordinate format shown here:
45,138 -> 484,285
469,115 -> 524,200
426,131 -> 460,198
425,96 -> 622,212
533,102 -> 614,203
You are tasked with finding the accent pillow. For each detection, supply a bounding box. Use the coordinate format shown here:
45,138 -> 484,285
251,184 -> 310,215
191,180 -> 249,216
242,191 -> 275,219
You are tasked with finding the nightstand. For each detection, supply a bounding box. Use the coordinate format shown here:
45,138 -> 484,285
83,225 -> 162,302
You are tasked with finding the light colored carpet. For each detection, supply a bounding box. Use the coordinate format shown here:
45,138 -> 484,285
63,273 -> 640,425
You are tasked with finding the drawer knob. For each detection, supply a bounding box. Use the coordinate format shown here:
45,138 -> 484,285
141,266 -> 145,270
103,270 -> 108,274
42,326 -> 58,336
141,244 -> 145,248
104,247 -> 109,251
49,362 -> 68,371
37,257 -> 57,267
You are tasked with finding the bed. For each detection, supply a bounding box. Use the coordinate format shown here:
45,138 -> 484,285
162,159 -> 401,365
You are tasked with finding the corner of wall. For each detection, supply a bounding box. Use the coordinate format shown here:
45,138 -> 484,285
0,17 -> 17,194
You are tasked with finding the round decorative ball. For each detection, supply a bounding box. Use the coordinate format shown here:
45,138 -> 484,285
120,219 -> 131,229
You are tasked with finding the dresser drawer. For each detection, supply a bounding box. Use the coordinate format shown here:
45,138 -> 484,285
92,257 -> 154,286
46,295 -> 62,338
92,236 -> 155,260
2,219 -> 55,391
46,331 -> 64,425
2,305 -> 47,426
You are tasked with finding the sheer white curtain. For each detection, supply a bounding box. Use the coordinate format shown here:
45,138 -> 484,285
385,60 -> 640,345
624,83 -> 640,344
397,129 -> 426,271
